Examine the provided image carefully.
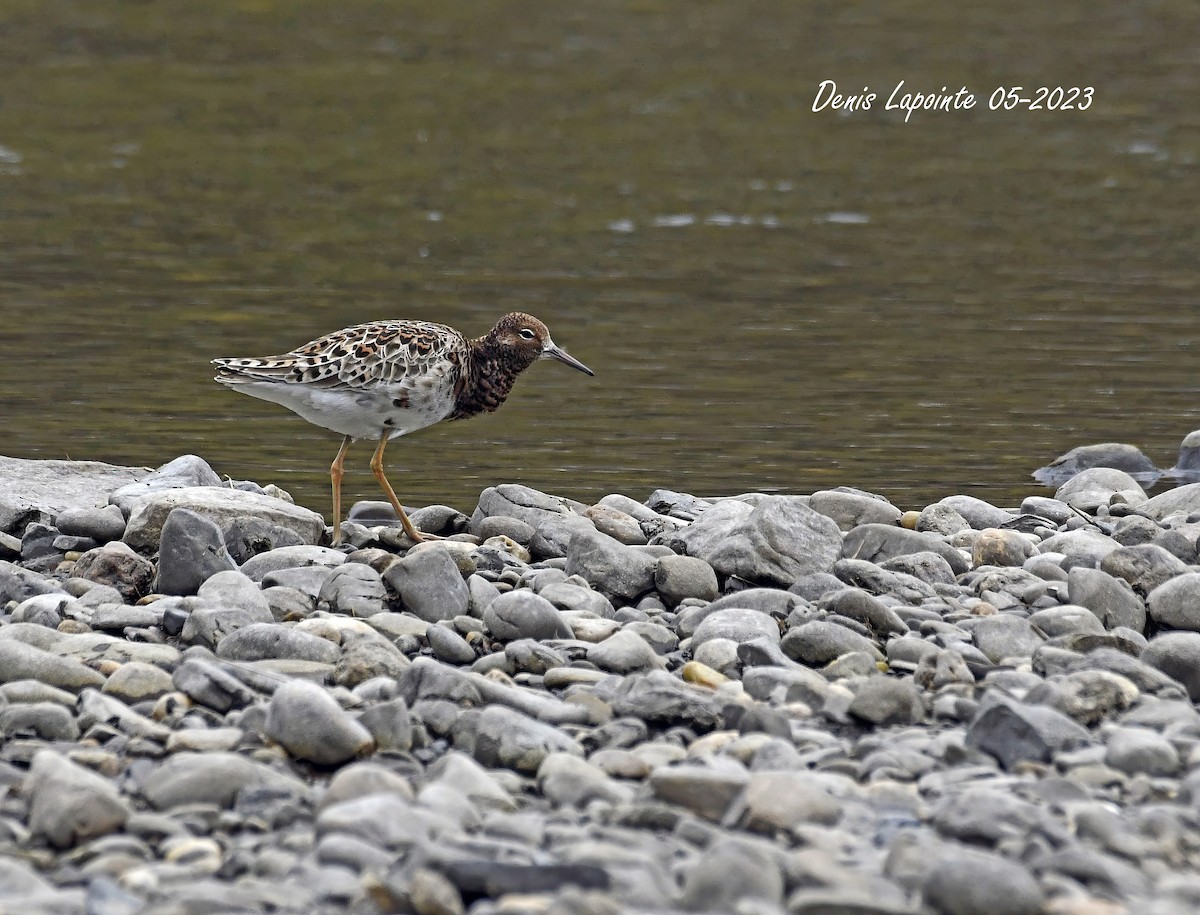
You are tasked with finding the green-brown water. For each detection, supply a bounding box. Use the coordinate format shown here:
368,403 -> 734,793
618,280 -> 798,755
2,1 -> 1199,519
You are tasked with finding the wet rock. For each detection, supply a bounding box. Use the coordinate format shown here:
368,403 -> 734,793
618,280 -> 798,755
660,496 -> 842,587
123,486 -> 323,552
26,750 -> 129,849
472,483 -> 583,529
1038,528 -> 1122,568
265,679 -> 374,764
0,456 -> 145,529
157,507 -> 238,595
383,544 -> 469,622
1034,442 -> 1158,486
72,542 -> 155,602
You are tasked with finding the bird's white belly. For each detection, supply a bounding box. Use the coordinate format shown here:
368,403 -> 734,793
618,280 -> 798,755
229,380 -> 456,441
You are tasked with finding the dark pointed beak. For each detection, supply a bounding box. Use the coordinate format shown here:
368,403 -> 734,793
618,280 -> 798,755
543,342 -> 594,376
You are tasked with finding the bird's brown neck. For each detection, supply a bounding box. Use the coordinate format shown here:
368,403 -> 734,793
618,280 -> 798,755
449,333 -> 537,420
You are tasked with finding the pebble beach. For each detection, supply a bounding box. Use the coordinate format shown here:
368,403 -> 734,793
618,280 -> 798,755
3,451 -> 1200,915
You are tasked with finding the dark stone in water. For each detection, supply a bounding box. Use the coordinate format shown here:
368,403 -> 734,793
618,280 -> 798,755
1032,442 -> 1159,487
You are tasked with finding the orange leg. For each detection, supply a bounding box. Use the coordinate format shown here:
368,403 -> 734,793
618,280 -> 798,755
369,432 -> 436,543
329,434 -> 353,545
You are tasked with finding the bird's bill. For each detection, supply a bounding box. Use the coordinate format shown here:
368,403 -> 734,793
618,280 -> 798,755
543,342 -> 595,376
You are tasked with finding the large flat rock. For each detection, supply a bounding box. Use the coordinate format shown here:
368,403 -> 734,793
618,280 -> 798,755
123,487 -> 325,552
0,455 -> 149,528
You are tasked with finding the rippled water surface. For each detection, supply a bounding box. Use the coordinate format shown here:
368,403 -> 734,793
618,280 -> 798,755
2,1 -> 1199,518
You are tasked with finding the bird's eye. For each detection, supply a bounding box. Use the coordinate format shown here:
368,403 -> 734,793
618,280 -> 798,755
518,328 -> 537,340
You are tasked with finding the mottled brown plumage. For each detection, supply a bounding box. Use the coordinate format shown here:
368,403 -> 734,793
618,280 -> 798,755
213,311 -> 593,544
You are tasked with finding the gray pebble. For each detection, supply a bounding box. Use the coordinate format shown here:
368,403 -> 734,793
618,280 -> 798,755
216,622 -> 342,664
653,554 -> 719,606
483,589 -> 573,641
72,542 -> 155,602
56,504 -> 127,542
922,846 -> 1044,915
969,613 -> 1044,663
265,679 -> 374,764
472,705 -> 582,774
586,629 -> 662,673
26,750 -> 129,849
782,620 -> 882,666
649,757 -> 749,821
156,507 -> 238,596
691,607 -> 780,648
383,544 -> 469,622
565,527 -> 657,603
0,639 -> 106,692
847,676 -> 925,725
966,696 -> 1092,769
1105,726 -> 1181,776
426,623 -> 477,665
1140,631 -> 1200,701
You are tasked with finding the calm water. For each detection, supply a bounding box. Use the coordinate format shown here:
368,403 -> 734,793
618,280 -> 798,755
2,1 -> 1199,518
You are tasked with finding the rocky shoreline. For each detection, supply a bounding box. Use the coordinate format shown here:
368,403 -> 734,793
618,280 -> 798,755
3,453 -> 1200,915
